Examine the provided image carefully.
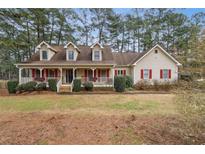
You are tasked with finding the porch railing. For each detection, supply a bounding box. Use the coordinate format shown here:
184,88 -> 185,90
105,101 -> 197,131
20,77 -> 60,84
79,77 -> 113,86
21,77 -> 33,84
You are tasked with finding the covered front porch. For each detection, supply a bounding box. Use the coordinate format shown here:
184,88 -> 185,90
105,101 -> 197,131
19,66 -> 114,92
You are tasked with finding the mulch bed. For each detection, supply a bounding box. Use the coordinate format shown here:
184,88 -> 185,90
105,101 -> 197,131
0,89 -> 9,96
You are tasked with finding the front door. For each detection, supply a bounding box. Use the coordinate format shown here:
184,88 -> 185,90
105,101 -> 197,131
66,69 -> 73,83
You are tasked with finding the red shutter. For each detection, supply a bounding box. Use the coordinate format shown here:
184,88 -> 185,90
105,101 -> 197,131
85,70 -> 87,81
123,70 -> 126,76
94,70 -> 96,82
107,69 -> 109,81
98,69 -> 101,82
141,69 -> 144,79
32,69 -> 35,78
115,70 -> 118,76
168,69 -> 171,79
149,69 -> 152,79
160,69 -> 163,79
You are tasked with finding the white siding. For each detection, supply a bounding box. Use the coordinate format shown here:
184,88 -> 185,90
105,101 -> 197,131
133,47 -> 178,84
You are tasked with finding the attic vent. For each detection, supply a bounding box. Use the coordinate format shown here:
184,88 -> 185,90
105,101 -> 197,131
155,50 -> 158,54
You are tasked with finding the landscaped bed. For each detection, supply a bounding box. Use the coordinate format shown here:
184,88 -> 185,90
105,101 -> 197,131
0,93 -> 204,144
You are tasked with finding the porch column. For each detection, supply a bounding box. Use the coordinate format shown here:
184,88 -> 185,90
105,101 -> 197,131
19,68 -> 22,84
73,68 -> 76,80
59,68 -> 62,82
112,66 -> 115,87
92,68 -> 96,81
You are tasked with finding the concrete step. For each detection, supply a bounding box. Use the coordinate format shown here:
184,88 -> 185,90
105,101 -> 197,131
59,85 -> 72,93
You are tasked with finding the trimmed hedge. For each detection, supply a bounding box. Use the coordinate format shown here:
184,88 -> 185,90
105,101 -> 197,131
73,79 -> 81,92
24,81 -> 37,91
125,75 -> 133,88
114,76 -> 126,92
83,81 -> 93,91
16,83 -> 26,92
7,81 -> 19,94
48,79 -> 57,91
36,82 -> 47,91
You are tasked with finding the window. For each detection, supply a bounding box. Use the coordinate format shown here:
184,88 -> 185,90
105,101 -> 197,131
94,51 -> 100,61
115,69 -> 126,76
143,69 -> 149,79
48,70 -> 55,77
42,51 -> 48,60
68,51 -> 74,60
162,69 -> 169,79
117,70 -> 123,76
141,69 -> 152,79
155,50 -> 158,54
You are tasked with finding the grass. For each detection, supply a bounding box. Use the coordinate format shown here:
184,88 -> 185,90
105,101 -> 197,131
107,101 -> 158,110
0,94 -> 176,115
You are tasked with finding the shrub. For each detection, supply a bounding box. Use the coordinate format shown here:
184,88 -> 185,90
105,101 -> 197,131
73,79 -> 81,92
134,80 -> 151,90
48,79 -> 57,91
83,81 -> 93,91
153,80 -> 160,91
125,75 -> 133,88
16,83 -> 26,93
24,81 -> 37,91
36,82 -> 47,91
114,76 -> 126,92
7,81 -> 19,93
160,81 -> 171,91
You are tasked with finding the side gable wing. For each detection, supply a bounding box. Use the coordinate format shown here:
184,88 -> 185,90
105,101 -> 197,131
132,44 -> 182,66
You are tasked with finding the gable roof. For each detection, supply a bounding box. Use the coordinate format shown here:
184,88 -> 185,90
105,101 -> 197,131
132,44 -> 182,66
36,41 -> 58,53
17,43 -> 181,67
64,42 -> 80,52
90,42 -> 104,49
21,44 -> 115,65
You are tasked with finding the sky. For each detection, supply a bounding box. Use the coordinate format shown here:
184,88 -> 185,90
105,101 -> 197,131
113,8 -> 205,17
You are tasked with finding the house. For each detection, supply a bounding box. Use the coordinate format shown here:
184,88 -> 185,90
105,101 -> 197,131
15,41 -> 182,92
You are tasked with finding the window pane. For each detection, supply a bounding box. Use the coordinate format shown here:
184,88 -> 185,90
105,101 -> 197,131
68,51 -> 74,60
94,51 -> 100,60
143,69 -> 149,79
163,69 -> 168,79
42,51 -> 48,59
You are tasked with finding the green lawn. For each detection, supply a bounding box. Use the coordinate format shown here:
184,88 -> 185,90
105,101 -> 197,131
0,94 -> 176,115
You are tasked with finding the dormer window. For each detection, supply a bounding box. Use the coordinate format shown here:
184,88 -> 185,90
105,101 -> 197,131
42,51 -> 48,60
94,51 -> 100,61
68,51 -> 74,60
